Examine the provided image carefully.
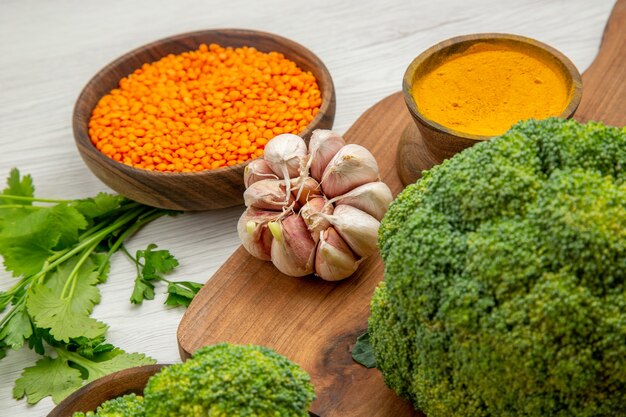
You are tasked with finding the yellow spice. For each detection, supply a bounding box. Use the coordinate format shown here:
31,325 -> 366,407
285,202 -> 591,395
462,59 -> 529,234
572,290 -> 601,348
412,43 -> 570,136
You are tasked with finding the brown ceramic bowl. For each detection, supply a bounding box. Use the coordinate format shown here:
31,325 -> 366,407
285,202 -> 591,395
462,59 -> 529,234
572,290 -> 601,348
402,33 -> 582,160
73,29 -> 335,211
48,364 -> 320,417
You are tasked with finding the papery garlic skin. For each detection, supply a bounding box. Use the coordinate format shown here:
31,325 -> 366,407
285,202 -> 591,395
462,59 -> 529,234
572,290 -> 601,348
270,215 -> 316,277
243,179 -> 295,211
306,130 -> 346,182
291,177 -> 322,207
320,144 -> 380,198
300,197 -> 332,243
320,205 -> 380,258
315,227 -> 360,281
263,134 -> 308,205
244,159 -> 278,188
237,208 -> 278,261
327,181 -> 393,221
263,134 -> 307,179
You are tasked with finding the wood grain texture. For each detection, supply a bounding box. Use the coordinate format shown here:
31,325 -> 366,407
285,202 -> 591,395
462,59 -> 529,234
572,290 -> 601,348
397,33 -> 583,185
0,1 -> 616,416
178,92 -> 419,417
47,365 -> 165,417
73,29 -> 336,211
575,0 -> 626,125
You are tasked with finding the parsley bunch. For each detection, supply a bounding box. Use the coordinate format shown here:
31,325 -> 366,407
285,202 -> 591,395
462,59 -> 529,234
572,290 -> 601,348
0,169 -> 201,405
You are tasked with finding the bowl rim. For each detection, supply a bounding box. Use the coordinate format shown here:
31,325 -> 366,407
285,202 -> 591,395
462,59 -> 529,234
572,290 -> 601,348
402,32 -> 583,141
72,28 -> 335,179
47,364 -> 166,417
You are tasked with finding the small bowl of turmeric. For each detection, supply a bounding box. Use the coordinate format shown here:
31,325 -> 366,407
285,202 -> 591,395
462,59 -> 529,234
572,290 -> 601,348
402,33 -> 582,161
73,29 -> 335,210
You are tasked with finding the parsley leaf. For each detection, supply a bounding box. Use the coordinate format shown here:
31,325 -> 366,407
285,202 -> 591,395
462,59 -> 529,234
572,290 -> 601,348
127,244 -> 202,306
130,279 -> 155,304
0,306 -> 33,350
1,168 -> 34,204
74,193 -> 124,220
138,244 -> 179,280
0,209 -> 61,277
352,331 -> 377,369
82,349 -> 155,383
165,281 -> 203,307
26,257 -> 107,343
46,204 -> 88,249
13,356 -> 83,404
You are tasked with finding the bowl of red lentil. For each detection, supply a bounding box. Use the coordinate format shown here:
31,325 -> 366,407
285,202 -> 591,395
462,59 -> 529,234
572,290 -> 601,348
73,29 -> 335,210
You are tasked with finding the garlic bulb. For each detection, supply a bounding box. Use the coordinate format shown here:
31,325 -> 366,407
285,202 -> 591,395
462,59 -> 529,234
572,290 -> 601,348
239,130 -> 392,281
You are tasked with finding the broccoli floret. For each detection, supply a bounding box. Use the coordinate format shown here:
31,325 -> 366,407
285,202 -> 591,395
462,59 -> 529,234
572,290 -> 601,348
371,118 -> 626,417
144,343 -> 315,417
71,393 -> 143,417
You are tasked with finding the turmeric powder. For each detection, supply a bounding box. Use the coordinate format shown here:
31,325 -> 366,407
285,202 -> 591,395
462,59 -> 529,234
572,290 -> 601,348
412,43 -> 570,136
89,43 -> 321,172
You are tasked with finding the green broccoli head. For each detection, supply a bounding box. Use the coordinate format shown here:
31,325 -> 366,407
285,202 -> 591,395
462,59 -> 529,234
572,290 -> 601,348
71,393 -> 144,417
372,118 -> 626,417
144,343 -> 315,417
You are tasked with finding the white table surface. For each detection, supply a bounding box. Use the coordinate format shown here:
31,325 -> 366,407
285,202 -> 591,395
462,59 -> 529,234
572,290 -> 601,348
0,0 -> 616,415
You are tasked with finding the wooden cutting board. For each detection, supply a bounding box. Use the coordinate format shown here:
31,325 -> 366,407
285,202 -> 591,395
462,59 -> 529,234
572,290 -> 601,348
178,2 -> 625,416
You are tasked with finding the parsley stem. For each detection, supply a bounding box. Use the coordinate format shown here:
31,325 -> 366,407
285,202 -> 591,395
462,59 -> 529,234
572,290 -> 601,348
61,240 -> 100,300
95,208 -> 163,277
0,195 -> 69,204
0,204 -> 42,210
0,297 -> 24,330
53,347 -> 100,377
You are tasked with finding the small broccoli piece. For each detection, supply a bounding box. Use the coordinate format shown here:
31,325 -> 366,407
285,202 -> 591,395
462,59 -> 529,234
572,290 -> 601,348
144,343 -> 315,417
71,394 -> 143,417
371,118 -> 626,417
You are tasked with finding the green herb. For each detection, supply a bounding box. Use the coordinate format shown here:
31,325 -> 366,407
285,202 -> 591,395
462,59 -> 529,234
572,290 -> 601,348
351,330 -> 376,369
126,244 -> 202,307
0,168 -> 198,405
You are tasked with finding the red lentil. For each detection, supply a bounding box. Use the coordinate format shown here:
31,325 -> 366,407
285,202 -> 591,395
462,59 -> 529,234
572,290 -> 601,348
89,43 -> 322,172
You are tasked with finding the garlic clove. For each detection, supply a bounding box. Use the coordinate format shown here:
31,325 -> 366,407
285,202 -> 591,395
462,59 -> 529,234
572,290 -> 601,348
300,196 -> 333,243
263,134 -> 307,179
291,177 -> 322,206
315,227 -> 360,281
270,214 -> 316,277
320,144 -> 380,198
244,159 -> 278,188
243,179 -> 296,211
319,204 -> 380,258
263,134 -> 308,205
326,181 -> 393,221
237,207 -> 279,261
306,130 -> 346,182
